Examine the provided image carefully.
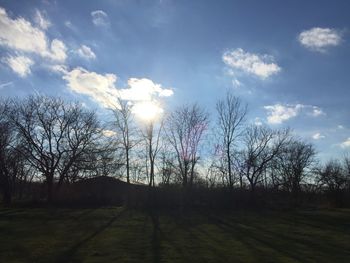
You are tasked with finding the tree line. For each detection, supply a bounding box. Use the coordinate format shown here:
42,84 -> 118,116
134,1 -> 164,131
0,93 -> 349,207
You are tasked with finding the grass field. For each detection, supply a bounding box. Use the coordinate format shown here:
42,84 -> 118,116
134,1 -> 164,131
0,207 -> 349,262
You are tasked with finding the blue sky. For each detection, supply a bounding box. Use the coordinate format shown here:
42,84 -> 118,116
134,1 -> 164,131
0,0 -> 349,160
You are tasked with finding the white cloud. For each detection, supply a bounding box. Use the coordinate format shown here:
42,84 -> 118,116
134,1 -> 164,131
338,125 -> 344,129
340,138 -> 350,148
0,7 -> 67,62
47,39 -> 67,62
222,48 -> 281,79
232,78 -> 242,88
63,67 -> 119,108
64,21 -> 75,30
264,104 -> 304,124
298,27 -> 342,52
0,7 -> 47,54
77,45 -> 96,60
102,129 -> 117,137
264,103 -> 325,124
132,101 -> 163,121
62,67 -> 173,109
0,81 -> 13,89
254,117 -> 263,126
310,106 -> 325,117
120,78 -> 173,101
4,55 -> 34,77
34,9 -> 51,30
91,10 -> 109,26
312,132 -> 325,140
48,64 -> 68,74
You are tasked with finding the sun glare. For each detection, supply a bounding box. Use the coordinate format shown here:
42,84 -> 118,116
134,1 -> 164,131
132,101 -> 163,122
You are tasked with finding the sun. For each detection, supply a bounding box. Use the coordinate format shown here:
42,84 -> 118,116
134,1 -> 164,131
132,101 -> 163,122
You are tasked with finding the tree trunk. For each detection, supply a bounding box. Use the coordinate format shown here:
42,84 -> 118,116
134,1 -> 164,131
227,145 -> 233,190
2,180 -> 12,206
47,174 -> 54,203
126,149 -> 130,184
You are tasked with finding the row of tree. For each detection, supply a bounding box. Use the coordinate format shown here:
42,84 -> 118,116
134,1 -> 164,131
0,93 -> 349,206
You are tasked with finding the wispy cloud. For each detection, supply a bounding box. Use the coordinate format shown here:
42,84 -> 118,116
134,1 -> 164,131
0,81 -> 13,89
312,132 -> 325,140
34,9 -> 51,30
77,45 -> 96,60
298,27 -> 342,52
64,20 -> 75,30
254,117 -> 263,126
91,10 -> 109,26
222,48 -> 281,79
4,55 -> 34,77
310,106 -> 325,117
264,104 -> 324,124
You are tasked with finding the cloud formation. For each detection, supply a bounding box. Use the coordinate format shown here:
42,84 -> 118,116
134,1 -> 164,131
63,67 -> 119,108
91,10 -> 109,26
77,45 -> 96,60
264,104 -> 304,124
222,48 -> 281,79
310,106 -> 325,117
298,27 -> 342,52
254,117 -> 263,126
34,9 -> 51,30
312,132 -> 325,140
62,67 -> 173,109
340,138 -> 350,148
120,78 -> 173,101
4,55 -> 34,77
0,7 -> 67,63
264,104 -> 324,124
102,129 -> 117,137
0,81 -> 13,89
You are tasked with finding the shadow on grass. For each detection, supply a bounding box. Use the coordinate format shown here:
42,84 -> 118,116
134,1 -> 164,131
205,211 -> 350,261
149,210 -> 161,263
206,213 -> 302,261
55,208 -> 127,263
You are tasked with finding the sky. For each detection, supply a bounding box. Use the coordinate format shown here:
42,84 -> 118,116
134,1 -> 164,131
0,0 -> 349,161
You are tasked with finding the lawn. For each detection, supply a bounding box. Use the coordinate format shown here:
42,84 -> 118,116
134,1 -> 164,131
0,207 -> 349,262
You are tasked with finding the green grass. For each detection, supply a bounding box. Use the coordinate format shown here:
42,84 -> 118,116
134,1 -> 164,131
0,207 -> 349,262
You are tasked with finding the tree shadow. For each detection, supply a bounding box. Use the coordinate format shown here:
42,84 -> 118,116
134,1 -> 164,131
149,210 -> 161,263
203,211 -> 350,261
55,208 -> 126,263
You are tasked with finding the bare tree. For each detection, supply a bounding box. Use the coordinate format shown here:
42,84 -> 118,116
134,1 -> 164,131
112,98 -> 138,184
343,155 -> 350,189
143,121 -> 163,187
0,100 -> 19,204
317,160 -> 347,191
158,145 -> 176,186
11,96 -> 102,202
216,92 -> 247,189
272,139 -> 316,198
316,159 -> 349,206
0,100 -> 33,204
64,139 -> 120,182
166,104 -> 209,189
238,125 -> 290,192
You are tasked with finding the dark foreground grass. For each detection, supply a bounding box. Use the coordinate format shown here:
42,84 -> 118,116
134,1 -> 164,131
0,207 -> 349,262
